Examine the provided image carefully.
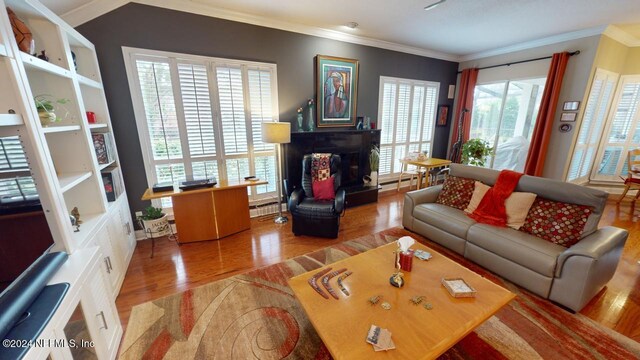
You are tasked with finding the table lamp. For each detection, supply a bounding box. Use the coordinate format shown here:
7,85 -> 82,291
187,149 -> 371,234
261,122 -> 291,223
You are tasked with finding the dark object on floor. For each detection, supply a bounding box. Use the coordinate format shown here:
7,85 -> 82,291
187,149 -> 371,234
289,154 -> 345,238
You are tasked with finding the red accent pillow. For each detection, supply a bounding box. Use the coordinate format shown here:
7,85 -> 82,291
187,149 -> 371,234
436,175 -> 476,210
520,197 -> 593,247
312,177 -> 335,200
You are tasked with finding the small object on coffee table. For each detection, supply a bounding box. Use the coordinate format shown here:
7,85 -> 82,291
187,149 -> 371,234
381,302 -> 391,310
321,268 -> 347,299
337,271 -> 353,296
368,295 -> 382,306
441,277 -> 477,298
366,325 -> 395,351
308,267 -> 332,299
414,249 -> 432,261
424,302 -> 433,310
410,295 -> 426,305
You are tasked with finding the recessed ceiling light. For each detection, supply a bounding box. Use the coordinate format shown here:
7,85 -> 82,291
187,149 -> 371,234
424,0 -> 446,11
345,22 -> 359,29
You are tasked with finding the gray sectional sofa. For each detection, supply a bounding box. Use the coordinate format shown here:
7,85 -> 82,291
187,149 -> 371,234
403,163 -> 628,312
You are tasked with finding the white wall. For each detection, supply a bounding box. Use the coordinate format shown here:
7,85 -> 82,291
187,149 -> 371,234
458,35 -> 601,179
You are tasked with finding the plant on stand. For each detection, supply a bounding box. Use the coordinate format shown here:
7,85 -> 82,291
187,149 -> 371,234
138,206 -> 172,238
34,95 -> 71,127
369,145 -> 380,187
461,138 -> 493,167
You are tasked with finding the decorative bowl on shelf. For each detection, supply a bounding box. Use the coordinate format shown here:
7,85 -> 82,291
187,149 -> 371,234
38,110 -> 57,127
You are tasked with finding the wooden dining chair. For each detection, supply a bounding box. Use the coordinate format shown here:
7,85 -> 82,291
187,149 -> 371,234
396,161 -> 421,191
617,148 -> 640,204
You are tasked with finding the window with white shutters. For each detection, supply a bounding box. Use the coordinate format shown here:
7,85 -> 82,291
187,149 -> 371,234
591,75 -> 640,183
125,49 -> 279,208
566,69 -> 618,183
377,76 -> 439,179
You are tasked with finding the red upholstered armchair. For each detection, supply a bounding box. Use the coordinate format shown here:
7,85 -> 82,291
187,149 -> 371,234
617,148 -> 640,203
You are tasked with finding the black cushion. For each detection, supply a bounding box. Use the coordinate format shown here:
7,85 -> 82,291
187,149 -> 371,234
295,198 -> 336,217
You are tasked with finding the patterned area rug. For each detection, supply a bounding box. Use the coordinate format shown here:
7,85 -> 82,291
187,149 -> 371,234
119,228 -> 640,359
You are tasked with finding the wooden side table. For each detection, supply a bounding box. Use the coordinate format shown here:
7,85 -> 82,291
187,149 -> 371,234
141,179 -> 267,243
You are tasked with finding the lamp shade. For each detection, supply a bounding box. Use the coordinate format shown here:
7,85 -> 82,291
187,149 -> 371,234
261,122 -> 291,144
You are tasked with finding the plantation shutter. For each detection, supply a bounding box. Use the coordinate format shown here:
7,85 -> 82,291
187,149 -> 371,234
422,86 -> 438,154
378,77 -> 440,179
177,63 -> 216,157
135,60 -> 182,161
216,66 -> 248,155
248,68 -> 275,153
567,69 -> 618,183
592,75 -> 640,182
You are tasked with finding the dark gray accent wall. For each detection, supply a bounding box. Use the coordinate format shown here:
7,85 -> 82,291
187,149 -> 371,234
77,3 -> 459,215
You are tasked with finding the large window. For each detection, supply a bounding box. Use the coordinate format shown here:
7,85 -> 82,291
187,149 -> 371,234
470,78 -> 546,171
377,76 -> 439,179
566,69 -> 618,183
124,48 -> 279,207
590,75 -> 640,182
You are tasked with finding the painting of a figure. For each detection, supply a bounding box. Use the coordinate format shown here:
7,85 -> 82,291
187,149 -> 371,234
316,56 -> 358,127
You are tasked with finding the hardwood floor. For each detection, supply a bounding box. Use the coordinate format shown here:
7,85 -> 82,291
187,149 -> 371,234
115,190 -> 640,342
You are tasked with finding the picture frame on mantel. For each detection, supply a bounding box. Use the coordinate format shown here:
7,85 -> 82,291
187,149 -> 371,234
315,55 -> 359,127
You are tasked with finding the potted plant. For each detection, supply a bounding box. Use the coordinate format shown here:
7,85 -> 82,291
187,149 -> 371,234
34,95 -> 71,127
461,139 -> 493,167
138,206 -> 171,237
369,145 -> 380,187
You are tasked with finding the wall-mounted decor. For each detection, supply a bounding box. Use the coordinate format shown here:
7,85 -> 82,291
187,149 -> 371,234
560,112 -> 577,122
316,55 -> 359,127
559,123 -> 573,132
437,105 -> 449,126
563,101 -> 580,111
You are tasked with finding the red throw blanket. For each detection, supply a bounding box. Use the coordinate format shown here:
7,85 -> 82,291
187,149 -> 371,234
468,170 -> 524,227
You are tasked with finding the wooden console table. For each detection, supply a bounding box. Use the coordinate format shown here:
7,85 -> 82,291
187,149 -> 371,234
141,179 -> 267,243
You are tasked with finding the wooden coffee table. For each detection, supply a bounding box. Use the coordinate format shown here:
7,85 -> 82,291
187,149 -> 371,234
288,241 -> 515,359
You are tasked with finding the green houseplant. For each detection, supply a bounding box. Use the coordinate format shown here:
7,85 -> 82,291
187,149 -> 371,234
461,139 -> 493,167
138,206 -> 171,237
369,145 -> 380,186
34,95 -> 71,127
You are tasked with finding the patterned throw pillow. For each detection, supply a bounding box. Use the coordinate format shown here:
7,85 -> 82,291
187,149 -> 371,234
435,175 -> 476,210
520,197 -> 593,247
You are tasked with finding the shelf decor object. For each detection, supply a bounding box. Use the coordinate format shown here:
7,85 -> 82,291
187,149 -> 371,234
261,122 -> 291,223
315,55 -> 359,127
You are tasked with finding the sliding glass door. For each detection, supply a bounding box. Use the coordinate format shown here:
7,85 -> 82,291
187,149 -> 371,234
470,78 -> 546,171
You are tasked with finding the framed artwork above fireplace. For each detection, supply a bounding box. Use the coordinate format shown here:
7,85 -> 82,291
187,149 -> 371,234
315,55 -> 359,127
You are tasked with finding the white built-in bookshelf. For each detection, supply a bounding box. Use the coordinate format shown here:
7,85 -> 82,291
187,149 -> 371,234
0,0 -> 134,358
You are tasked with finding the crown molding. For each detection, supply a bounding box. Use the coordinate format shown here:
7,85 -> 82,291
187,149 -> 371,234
60,0 -> 129,27
59,0 -> 459,61
459,25 -> 608,62
603,25 -> 640,47
134,0 -> 460,61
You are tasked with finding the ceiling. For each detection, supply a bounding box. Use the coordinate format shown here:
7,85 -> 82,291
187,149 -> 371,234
40,0 -> 640,60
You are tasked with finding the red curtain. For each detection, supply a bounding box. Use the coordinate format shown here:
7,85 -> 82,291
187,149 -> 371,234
450,68 -> 479,163
524,52 -> 570,176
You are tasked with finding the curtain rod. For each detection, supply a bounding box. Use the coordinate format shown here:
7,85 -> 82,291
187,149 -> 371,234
457,50 -> 580,74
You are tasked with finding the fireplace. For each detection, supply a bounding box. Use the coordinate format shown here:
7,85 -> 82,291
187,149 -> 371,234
284,129 -> 381,207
